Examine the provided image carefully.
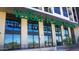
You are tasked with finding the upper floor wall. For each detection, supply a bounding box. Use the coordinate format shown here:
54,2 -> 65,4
27,7 -> 78,24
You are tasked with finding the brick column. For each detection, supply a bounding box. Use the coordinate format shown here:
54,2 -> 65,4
21,18 -> 28,49
0,12 -> 6,50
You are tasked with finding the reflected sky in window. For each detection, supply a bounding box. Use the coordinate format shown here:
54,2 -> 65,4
5,34 -> 13,44
5,18 -> 21,49
34,35 -> 39,43
45,36 -> 48,42
55,26 -> 62,42
14,34 -> 20,44
28,35 -> 33,43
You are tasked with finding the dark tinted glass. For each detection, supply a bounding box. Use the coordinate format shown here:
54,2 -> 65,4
54,7 -> 61,14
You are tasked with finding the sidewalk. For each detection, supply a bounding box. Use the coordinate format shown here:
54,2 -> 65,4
67,47 -> 79,51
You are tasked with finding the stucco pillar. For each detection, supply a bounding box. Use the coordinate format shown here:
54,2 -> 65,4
21,18 -> 28,49
74,27 -> 79,44
51,23 -> 57,46
0,12 -> 6,50
39,21 -> 44,47
68,27 -> 72,38
61,25 -> 65,45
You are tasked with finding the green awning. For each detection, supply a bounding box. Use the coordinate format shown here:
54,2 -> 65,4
13,8 -> 77,28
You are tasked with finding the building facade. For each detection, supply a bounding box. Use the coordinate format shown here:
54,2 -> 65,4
0,7 -> 78,50
73,7 -> 79,44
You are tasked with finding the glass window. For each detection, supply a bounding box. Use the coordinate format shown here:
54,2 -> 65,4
54,7 -> 61,14
4,14 -> 21,50
13,21 -> 21,31
5,34 -> 13,44
48,36 -> 52,46
34,35 -> 39,48
4,34 -> 13,49
72,8 -> 78,22
6,20 -> 21,31
28,21 -> 39,48
51,8 -> 53,13
44,7 -> 49,12
6,20 -> 14,31
28,35 -> 34,48
62,7 -> 68,17
43,23 -> 53,47
28,24 -> 33,32
55,25 -> 62,46
64,27 -> 69,39
33,24 -> 38,32
44,7 -> 52,13
68,7 -> 73,21
14,34 -> 20,49
45,36 -> 49,47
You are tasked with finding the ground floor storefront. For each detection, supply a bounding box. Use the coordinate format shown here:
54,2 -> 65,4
0,8 -> 77,50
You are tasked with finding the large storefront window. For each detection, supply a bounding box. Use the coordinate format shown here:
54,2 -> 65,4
54,7 -> 61,14
55,25 -> 62,46
43,22 -> 53,47
64,27 -> 69,39
28,21 -> 39,48
4,14 -> 21,50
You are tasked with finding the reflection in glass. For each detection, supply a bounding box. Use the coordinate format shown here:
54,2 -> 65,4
4,15 -> 21,50
55,25 -> 62,46
28,35 -> 33,48
14,34 -> 20,49
28,21 -> 39,48
33,24 -> 38,32
44,23 -> 53,47
64,27 -> 69,39
54,7 -> 61,14
62,7 -> 68,17
48,36 -> 52,46
28,24 -> 33,32
4,34 -> 13,49
45,36 -> 48,47
34,35 -> 39,48
6,20 -> 20,31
